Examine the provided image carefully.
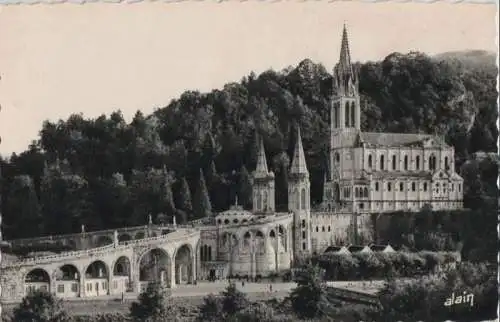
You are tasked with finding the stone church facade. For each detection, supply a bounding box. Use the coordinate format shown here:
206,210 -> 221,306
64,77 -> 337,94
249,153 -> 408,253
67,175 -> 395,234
196,25 -> 464,280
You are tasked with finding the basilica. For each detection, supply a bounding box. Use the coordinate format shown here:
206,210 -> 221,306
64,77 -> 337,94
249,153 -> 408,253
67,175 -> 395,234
196,24 -> 464,280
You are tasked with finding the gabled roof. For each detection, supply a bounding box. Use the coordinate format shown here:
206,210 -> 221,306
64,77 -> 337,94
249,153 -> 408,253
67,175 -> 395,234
358,132 -> 447,148
347,245 -> 372,253
369,244 -> 395,252
324,245 -> 350,254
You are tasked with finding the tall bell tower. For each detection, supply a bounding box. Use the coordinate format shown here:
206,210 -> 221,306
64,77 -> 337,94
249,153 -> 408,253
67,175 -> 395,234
252,136 -> 275,213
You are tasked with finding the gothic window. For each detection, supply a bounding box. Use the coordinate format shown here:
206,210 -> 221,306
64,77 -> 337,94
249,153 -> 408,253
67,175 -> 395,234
335,104 -> 340,128
334,183 -> 340,201
416,156 -> 420,170
458,184 -> 461,192
302,243 -> 306,250
445,157 -> 449,171
295,189 -> 300,210
429,155 -> 436,171
368,154 -> 373,169
345,102 -> 350,127
363,187 -> 368,198
387,182 -> 392,192
399,182 -> 404,191
412,182 -> 416,191
380,155 -> 385,170
322,226 -> 325,232
423,182 -> 428,192
302,231 -> 306,239
375,182 -> 379,191
316,226 -> 319,232
257,192 -> 262,211
301,188 -> 306,210
350,102 -> 355,127
328,226 -> 331,232
263,191 -> 268,211
404,155 -> 408,170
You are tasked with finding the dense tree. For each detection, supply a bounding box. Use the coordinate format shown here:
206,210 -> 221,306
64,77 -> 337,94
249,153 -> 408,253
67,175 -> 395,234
2,175 -> 42,239
0,51 -> 496,245
129,283 -> 179,322
237,165 -> 253,210
193,169 -> 212,219
12,290 -> 70,322
288,264 -> 331,320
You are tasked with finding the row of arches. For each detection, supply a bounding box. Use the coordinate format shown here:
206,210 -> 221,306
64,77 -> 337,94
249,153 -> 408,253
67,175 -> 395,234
366,154 -> 449,172
219,225 -> 288,256
23,244 -> 195,298
95,230 -> 171,247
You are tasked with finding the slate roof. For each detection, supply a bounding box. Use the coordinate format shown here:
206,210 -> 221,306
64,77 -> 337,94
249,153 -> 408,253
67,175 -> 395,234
369,171 -> 433,180
338,130 -> 448,148
347,245 -> 370,253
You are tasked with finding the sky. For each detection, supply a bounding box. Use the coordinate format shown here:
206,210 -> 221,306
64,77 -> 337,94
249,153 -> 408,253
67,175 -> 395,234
0,2 -> 497,156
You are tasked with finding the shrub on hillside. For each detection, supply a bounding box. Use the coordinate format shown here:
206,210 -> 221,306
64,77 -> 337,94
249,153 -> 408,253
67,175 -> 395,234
312,251 -> 459,281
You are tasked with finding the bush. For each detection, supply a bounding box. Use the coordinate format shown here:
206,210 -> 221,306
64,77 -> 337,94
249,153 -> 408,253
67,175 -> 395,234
312,251 -> 458,281
12,290 -> 70,322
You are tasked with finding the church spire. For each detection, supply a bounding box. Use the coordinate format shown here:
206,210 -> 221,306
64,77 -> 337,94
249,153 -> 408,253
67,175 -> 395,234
290,126 -> 309,175
338,23 -> 352,74
255,136 -> 269,175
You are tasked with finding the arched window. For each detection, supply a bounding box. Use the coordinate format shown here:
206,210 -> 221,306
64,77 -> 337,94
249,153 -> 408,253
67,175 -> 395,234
350,102 -> 355,127
315,226 -> 319,232
345,102 -> 350,127
387,182 -> 392,192
301,188 -> 306,210
380,155 -> 385,171
328,226 -> 331,232
295,189 -> 300,210
363,187 -> 369,198
334,183 -> 340,201
411,182 -> 416,191
404,155 -> 408,170
429,155 -> 436,171
399,182 -> 404,191
375,182 -> 379,191
322,226 -> 325,232
263,191 -> 268,211
445,156 -> 449,170
335,153 -> 340,163
423,182 -> 428,192
368,154 -> 373,169
257,193 -> 262,210
335,104 -> 340,128
392,155 -> 397,170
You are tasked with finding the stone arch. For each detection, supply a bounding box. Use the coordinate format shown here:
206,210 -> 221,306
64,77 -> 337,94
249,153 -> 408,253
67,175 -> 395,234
112,256 -> 131,277
96,236 -> 113,247
135,231 -> 145,240
118,234 -> 132,242
138,248 -> 171,287
84,260 -> 109,279
54,264 -> 80,281
173,244 -> 194,285
24,268 -> 51,294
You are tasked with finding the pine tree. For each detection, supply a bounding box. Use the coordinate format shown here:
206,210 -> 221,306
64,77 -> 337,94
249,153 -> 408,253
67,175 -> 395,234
238,165 -> 253,210
177,177 -> 193,220
193,169 -> 212,219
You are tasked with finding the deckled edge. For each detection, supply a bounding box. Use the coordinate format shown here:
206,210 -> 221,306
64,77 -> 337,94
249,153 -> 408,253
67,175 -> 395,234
0,0 -> 497,5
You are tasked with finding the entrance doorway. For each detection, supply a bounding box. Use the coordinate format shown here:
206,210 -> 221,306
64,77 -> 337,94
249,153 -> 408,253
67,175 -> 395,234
209,269 -> 216,281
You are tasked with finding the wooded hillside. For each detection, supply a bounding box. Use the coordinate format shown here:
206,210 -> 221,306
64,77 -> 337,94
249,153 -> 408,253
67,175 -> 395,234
1,51 -> 497,244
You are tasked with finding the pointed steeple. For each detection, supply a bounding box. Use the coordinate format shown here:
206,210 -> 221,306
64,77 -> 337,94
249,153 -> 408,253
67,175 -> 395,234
290,126 -> 309,175
334,23 -> 358,97
255,136 -> 269,175
338,24 -> 352,74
